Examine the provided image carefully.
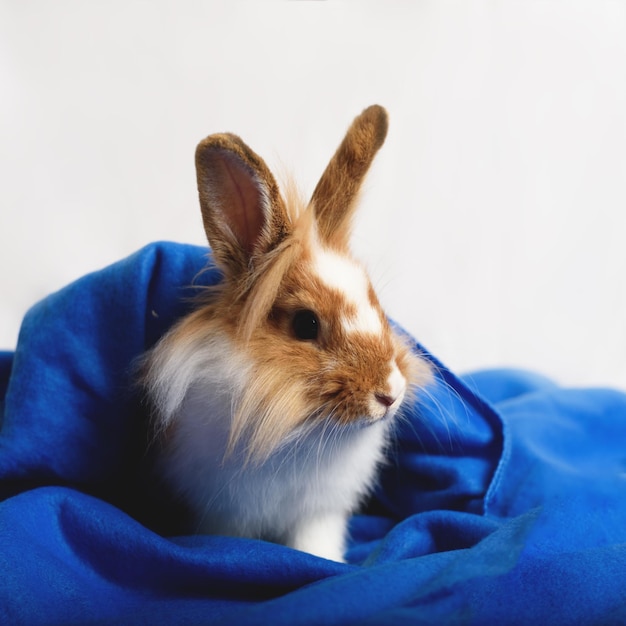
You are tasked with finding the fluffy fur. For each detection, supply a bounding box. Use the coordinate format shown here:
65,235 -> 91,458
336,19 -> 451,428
143,105 -> 432,561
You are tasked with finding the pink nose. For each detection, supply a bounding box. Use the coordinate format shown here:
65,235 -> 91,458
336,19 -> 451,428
375,393 -> 396,408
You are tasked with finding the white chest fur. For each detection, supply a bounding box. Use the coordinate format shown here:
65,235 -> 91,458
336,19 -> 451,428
152,334 -> 391,562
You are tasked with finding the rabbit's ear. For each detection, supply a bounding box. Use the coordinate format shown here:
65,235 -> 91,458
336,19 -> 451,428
310,105 -> 388,249
195,133 -> 290,278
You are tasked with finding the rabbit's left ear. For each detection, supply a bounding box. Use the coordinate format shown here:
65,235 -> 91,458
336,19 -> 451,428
195,133 -> 290,280
310,105 -> 388,249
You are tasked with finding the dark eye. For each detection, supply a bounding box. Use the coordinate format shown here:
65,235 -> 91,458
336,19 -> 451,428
292,309 -> 320,341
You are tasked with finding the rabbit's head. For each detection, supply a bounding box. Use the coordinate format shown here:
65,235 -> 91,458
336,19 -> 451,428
145,106 -> 432,463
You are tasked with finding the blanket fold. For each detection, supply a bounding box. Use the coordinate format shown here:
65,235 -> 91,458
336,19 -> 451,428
2,242 -> 626,625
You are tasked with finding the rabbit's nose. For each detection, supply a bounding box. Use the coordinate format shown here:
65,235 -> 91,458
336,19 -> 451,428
375,363 -> 406,410
375,393 -> 396,408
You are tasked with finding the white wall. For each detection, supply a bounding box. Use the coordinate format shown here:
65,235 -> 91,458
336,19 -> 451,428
1,1 -> 625,389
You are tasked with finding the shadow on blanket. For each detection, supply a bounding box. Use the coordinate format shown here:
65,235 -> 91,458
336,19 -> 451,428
2,242 -> 626,625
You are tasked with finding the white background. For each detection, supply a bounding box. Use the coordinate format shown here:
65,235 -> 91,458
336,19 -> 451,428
1,1 -> 625,389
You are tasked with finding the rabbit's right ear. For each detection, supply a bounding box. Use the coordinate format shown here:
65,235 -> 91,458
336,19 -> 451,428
195,133 -> 290,279
309,105 -> 388,250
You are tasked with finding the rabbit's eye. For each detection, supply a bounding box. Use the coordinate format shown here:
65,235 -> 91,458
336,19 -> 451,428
292,309 -> 319,341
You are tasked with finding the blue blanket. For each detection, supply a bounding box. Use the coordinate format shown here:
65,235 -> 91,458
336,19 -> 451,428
2,242 -> 626,625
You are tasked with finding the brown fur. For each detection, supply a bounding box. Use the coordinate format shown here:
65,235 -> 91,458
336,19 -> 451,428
195,132 -> 291,281
151,105 -> 431,464
310,105 -> 388,249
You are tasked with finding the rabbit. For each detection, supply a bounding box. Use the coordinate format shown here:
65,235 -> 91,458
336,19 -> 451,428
142,105 -> 432,562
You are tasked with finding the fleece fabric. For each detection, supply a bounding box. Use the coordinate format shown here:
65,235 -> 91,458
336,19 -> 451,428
2,242 -> 626,625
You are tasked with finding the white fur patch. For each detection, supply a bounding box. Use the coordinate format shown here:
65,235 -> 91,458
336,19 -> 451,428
386,363 -> 406,405
146,312 -> 393,561
312,245 -> 383,335
289,513 -> 348,562
368,362 -> 408,420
